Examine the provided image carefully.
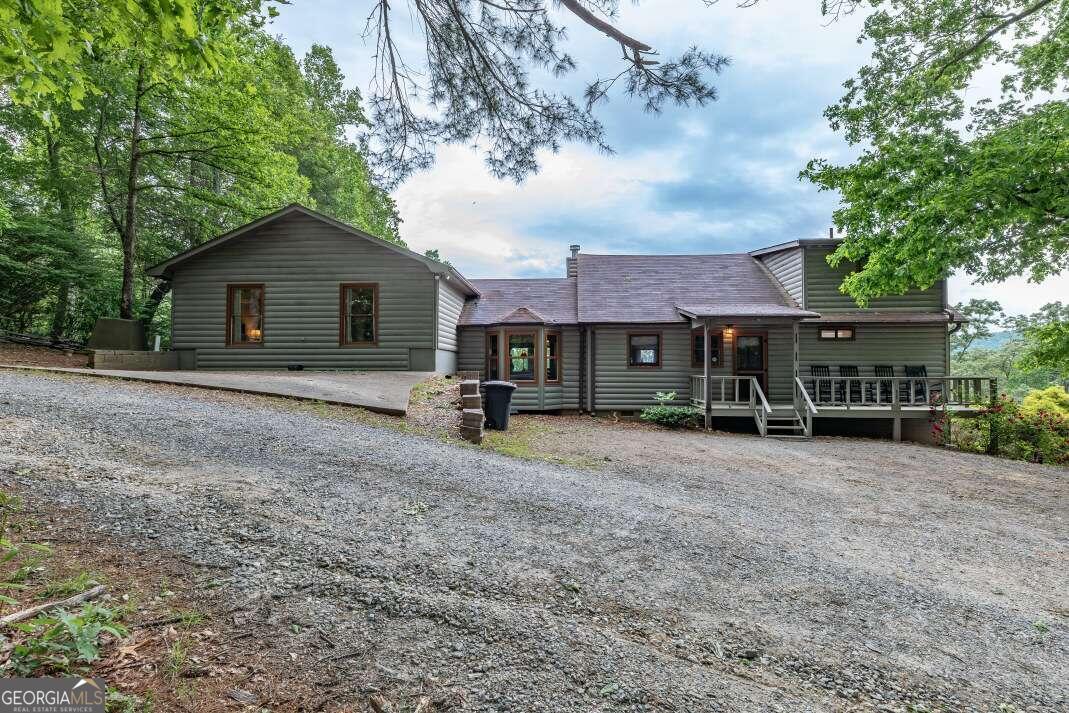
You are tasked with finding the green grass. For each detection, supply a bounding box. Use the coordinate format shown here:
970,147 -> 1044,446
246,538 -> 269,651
38,571 -> 99,599
480,420 -> 599,468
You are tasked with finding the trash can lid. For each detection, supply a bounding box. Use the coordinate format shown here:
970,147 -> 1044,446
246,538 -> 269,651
482,380 -> 518,390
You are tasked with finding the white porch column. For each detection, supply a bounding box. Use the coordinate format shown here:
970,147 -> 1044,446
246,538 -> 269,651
703,320 -> 711,430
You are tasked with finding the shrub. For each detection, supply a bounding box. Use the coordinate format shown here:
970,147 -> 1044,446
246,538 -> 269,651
640,391 -> 702,429
1021,386 -> 1069,420
951,394 -> 1069,465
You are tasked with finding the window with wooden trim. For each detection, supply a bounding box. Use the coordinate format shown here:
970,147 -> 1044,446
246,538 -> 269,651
507,333 -> 536,382
544,332 -> 561,383
226,284 -> 264,346
818,326 -> 855,341
340,283 -> 378,345
628,333 -> 661,367
486,332 -> 500,380
691,330 -> 721,368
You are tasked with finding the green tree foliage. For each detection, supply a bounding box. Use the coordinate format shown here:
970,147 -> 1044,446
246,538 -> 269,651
2,0 -> 730,185
951,301 -> 1069,396
801,1 -> 1069,303
951,298 -> 1005,358
0,0 -> 274,112
1,24 -> 399,342
1011,302 -> 1069,385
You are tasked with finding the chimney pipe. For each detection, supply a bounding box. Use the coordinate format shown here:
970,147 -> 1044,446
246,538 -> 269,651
569,244 -> 580,257
828,227 -> 834,239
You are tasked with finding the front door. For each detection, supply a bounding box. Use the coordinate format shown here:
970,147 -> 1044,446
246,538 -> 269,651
735,333 -> 767,401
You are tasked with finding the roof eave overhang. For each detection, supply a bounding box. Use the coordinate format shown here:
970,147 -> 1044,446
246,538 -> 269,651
145,203 -> 481,297
749,238 -> 841,258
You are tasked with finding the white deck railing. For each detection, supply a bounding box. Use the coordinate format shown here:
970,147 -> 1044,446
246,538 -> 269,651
690,375 -> 772,435
793,377 -> 818,437
797,376 -> 997,409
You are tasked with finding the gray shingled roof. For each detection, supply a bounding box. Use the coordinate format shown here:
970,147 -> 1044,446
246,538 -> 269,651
459,278 -> 578,325
576,253 -> 799,323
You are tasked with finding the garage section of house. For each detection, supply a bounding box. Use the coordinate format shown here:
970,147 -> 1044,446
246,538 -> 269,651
146,204 -> 478,371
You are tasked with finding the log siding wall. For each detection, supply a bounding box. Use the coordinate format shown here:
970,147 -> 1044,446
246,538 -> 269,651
171,212 -> 437,369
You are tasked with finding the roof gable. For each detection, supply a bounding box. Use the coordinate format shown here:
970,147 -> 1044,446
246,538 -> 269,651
459,278 -> 578,326
145,203 -> 478,296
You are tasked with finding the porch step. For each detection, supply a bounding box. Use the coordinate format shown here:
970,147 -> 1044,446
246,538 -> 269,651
762,414 -> 811,439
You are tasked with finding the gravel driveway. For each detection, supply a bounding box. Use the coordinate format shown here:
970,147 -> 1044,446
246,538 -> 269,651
1,370 -> 1065,712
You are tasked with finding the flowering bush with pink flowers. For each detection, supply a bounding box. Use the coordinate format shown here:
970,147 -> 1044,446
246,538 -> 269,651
948,391 -> 1069,465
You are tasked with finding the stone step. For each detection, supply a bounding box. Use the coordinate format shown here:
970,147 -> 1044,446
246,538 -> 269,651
459,424 -> 484,444
462,408 -> 485,427
459,379 -> 481,397
461,393 -> 483,410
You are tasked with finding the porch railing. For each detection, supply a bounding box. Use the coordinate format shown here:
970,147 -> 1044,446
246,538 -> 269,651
793,377 -> 817,437
690,375 -> 772,436
797,376 -> 998,409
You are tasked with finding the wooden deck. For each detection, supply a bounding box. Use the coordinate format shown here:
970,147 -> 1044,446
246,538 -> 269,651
690,375 -> 997,439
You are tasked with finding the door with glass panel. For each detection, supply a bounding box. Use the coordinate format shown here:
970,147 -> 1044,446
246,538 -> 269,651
734,333 -> 767,401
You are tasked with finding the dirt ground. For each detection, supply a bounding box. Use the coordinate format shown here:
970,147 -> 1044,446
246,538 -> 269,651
0,369 -> 1066,712
0,341 -> 89,368
0,499 -> 329,712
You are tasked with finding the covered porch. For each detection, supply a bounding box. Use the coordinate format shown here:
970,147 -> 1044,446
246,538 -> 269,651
678,305 -> 998,441
678,304 -> 820,438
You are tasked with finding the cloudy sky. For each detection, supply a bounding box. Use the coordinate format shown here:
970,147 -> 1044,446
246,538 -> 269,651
272,0 -> 1063,316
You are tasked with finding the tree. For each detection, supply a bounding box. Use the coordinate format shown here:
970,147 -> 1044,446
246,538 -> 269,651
1,24 -> 399,341
800,1 -> 1069,304
1010,302 -> 1069,388
951,299 -> 1005,358
0,0 -> 272,112
3,0 -> 731,186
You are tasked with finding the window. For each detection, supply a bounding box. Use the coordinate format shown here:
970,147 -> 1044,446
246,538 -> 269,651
818,326 -> 855,340
691,329 -> 721,368
340,283 -> 377,345
508,333 -> 536,382
628,333 -> 661,367
486,332 -> 500,380
544,332 -> 561,383
226,284 -> 264,346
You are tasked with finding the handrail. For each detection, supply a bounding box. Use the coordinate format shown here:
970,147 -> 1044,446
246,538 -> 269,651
751,377 -> 772,414
794,377 -> 818,414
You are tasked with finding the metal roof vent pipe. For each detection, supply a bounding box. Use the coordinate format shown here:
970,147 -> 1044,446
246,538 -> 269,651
566,244 -> 580,278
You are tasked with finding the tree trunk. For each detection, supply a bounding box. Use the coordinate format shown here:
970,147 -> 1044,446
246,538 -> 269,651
120,62 -> 146,320
140,280 -> 172,331
45,128 -> 76,341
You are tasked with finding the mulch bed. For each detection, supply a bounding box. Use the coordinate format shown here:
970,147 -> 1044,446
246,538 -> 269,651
0,342 -> 89,368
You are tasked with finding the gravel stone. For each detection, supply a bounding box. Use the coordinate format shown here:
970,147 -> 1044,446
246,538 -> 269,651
0,370 -> 1066,712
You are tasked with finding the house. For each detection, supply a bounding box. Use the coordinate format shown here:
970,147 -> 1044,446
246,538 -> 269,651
147,204 -> 479,373
149,204 -> 993,441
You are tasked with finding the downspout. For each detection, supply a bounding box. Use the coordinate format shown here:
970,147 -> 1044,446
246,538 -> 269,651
432,275 -> 440,352
588,327 -> 596,414
703,320 -> 711,430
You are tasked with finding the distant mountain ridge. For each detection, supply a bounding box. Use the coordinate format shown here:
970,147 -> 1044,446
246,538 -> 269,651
974,331 -> 1020,349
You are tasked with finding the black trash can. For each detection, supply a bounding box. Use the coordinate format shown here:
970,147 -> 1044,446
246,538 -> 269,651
483,380 -> 518,430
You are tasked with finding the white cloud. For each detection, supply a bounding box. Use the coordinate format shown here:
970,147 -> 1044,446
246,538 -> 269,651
270,1 -> 1060,314
950,272 -> 1069,317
